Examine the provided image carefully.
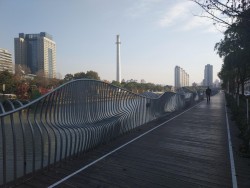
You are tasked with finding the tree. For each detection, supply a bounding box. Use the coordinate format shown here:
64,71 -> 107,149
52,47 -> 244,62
218,54 -> 238,92
74,72 -> 86,79
0,70 -> 16,94
191,0 -> 250,27
192,82 -> 198,87
85,71 -> 100,80
73,71 -> 101,80
64,73 -> 74,82
215,8 -> 250,94
63,70 -> 101,83
15,64 -> 31,76
34,69 -> 49,88
47,78 -> 61,89
102,80 -> 111,84
111,81 -> 122,87
15,81 -> 30,100
122,82 -> 136,92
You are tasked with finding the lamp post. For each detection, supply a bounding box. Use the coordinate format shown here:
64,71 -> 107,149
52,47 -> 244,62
244,92 -> 250,130
246,96 -> 250,130
2,84 -> 5,96
1,84 -> 5,100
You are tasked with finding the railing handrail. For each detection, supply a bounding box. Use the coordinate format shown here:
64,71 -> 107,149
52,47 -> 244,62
0,79 -> 150,117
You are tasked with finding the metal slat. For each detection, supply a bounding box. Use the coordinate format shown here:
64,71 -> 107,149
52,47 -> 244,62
0,79 -> 202,186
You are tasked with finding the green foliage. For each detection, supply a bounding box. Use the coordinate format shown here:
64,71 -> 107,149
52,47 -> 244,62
31,89 -> 41,100
226,94 -> 249,152
192,0 -> 250,27
85,71 -> 100,80
0,69 -> 62,100
111,81 -> 122,87
64,70 -> 100,82
0,70 -> 16,93
74,72 -> 86,79
111,81 -> 166,93
64,74 -> 74,81
226,94 -> 248,140
216,8 -> 250,94
194,1 -> 250,96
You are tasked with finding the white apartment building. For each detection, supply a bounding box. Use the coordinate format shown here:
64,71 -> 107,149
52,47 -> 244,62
0,48 -> 13,73
174,66 -> 189,88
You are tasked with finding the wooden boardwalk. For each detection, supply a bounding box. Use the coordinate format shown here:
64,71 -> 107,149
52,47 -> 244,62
14,92 -> 250,188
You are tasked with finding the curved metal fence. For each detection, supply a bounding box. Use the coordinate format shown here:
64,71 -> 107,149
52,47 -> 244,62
0,79 -> 202,186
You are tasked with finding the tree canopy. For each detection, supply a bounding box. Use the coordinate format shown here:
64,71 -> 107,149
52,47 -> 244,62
63,70 -> 100,82
215,7 -> 250,94
111,80 -> 167,93
0,70 -> 16,93
193,1 -> 250,94
192,0 -> 250,27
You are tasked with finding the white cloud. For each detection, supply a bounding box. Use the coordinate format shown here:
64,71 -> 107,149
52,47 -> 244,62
158,1 -> 220,33
182,13 -> 226,33
126,0 -> 163,18
182,16 -> 205,30
158,1 -> 194,27
126,0 -> 221,33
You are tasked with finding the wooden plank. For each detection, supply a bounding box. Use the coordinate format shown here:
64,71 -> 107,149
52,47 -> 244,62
14,93 -> 242,188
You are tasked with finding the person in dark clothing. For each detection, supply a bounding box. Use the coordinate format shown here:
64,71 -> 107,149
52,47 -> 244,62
205,86 -> 212,102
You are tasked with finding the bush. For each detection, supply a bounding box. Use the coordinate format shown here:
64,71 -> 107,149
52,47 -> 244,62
226,93 -> 250,153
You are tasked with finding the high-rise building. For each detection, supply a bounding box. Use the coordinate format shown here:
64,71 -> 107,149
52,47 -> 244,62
175,66 -> 181,88
14,32 -> 56,78
174,66 -> 189,88
0,48 -> 13,73
204,64 -> 213,86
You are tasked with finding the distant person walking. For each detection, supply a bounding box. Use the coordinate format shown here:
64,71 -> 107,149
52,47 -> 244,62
206,86 -> 212,102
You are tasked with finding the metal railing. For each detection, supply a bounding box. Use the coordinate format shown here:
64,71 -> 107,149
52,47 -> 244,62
0,79 -> 202,186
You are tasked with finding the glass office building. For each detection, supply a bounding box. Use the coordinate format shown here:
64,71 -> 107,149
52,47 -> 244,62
14,32 -> 56,78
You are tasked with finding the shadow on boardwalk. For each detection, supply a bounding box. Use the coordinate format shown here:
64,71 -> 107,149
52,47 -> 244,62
13,92 -> 250,188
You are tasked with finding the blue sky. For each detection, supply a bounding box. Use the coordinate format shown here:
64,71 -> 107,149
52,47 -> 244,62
0,0 -> 224,85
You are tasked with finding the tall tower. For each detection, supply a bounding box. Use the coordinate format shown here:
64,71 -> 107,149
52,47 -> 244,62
116,35 -> 121,83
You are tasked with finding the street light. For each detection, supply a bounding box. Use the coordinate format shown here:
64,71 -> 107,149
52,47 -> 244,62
2,84 -> 5,99
245,92 -> 250,130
